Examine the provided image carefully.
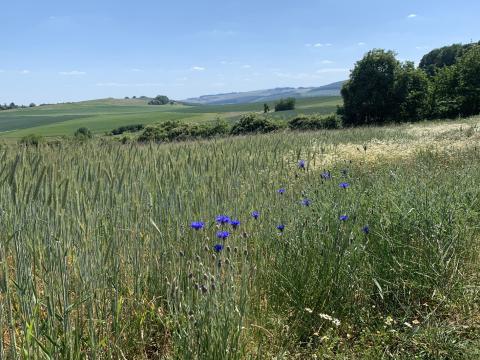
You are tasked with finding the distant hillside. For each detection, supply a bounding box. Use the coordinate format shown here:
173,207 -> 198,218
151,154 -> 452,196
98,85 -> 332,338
183,81 -> 345,105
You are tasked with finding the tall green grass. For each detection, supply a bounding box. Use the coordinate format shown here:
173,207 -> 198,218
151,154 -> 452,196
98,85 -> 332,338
0,127 -> 479,358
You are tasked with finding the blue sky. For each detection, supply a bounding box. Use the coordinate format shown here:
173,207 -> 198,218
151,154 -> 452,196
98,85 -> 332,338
1,0 -> 479,104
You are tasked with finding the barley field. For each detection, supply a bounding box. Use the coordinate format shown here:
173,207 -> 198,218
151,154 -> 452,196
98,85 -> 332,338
1,117 -> 480,358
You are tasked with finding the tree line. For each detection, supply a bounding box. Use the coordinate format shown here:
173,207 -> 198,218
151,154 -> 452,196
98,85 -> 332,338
339,41 -> 480,126
0,102 -> 36,111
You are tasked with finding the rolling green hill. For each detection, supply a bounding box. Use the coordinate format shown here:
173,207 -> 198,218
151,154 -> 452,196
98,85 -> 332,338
0,96 -> 341,138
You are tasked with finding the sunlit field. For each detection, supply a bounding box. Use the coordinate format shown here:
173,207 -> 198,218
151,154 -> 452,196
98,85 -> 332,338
0,96 -> 341,138
1,116 -> 479,358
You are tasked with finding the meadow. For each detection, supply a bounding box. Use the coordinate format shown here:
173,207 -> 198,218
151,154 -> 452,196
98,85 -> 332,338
1,116 -> 480,358
0,96 -> 341,139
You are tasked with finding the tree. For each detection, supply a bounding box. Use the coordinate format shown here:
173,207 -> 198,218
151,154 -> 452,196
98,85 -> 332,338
457,45 -> 480,116
148,95 -> 170,105
274,98 -> 296,112
393,62 -> 430,121
29,103 -> 36,107
419,42 -> 480,76
430,65 -> 461,118
340,49 -> 400,125
263,103 -> 270,113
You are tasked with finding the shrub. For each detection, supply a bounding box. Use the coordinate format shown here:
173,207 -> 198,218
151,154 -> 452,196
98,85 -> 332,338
74,127 -> 93,139
19,134 -> 43,146
274,98 -> 296,112
148,95 -> 170,105
288,114 -> 341,130
230,113 -> 279,135
138,119 -> 230,143
111,124 -> 145,135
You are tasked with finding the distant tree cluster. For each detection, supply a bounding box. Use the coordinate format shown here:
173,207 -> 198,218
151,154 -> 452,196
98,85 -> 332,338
148,95 -> 170,105
339,42 -> 480,126
274,98 -> 296,112
1,102 -> 36,111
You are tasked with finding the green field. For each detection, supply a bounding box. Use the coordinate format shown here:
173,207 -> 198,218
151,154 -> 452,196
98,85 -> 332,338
0,96 -> 341,138
1,116 -> 480,358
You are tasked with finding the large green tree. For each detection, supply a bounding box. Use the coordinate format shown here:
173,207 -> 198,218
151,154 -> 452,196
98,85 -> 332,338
340,49 -> 401,125
458,45 -> 480,116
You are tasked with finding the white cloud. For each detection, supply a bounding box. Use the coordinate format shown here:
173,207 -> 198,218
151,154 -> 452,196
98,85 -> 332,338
131,68 -> 142,72
241,64 -> 252,69
20,70 -> 30,74
316,68 -> 349,74
407,14 -> 417,18
191,66 -> 206,71
358,42 -> 366,46
313,43 -> 332,48
59,70 -> 86,76
96,82 -> 163,87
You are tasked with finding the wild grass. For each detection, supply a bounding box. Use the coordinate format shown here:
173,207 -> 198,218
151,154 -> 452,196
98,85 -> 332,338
0,122 -> 479,358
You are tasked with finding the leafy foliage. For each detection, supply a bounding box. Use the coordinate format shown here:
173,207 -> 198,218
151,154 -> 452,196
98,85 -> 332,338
419,42 -> 480,76
148,95 -> 170,105
274,97 -> 296,112
288,114 -> 341,130
230,113 -> 280,135
138,119 -> 229,142
111,124 -> 145,135
74,127 -> 93,139
340,44 -> 480,125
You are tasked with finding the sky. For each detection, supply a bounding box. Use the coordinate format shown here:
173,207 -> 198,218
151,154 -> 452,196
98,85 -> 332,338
1,0 -> 479,104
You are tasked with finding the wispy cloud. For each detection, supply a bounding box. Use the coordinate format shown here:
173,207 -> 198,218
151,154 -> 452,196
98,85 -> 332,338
59,70 -> 86,76
241,64 -> 252,69
316,68 -> 349,74
407,14 -> 417,18
313,43 -> 332,48
0,69 -> 4,73
96,82 -> 163,87
415,45 -> 429,50
358,42 -> 366,46
320,60 -> 334,64
131,68 -> 143,72
191,66 -> 206,71
20,70 -> 30,74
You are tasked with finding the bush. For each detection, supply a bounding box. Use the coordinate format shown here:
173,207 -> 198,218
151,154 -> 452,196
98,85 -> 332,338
111,124 -> 144,135
148,95 -> 170,105
19,134 -> 43,146
74,127 -> 93,139
288,114 -> 341,130
138,119 -> 230,143
230,113 -> 279,135
274,98 -> 296,112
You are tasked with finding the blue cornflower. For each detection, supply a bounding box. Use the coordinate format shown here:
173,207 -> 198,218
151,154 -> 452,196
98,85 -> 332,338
276,224 -> 285,232
339,215 -> 349,221
277,188 -> 286,194
230,219 -> 241,229
251,211 -> 260,219
213,244 -> 224,252
216,215 -> 231,224
216,230 -> 230,239
298,160 -> 306,169
321,171 -> 331,180
301,198 -> 311,207
362,225 -> 370,234
190,221 -> 205,230
339,182 -> 350,189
